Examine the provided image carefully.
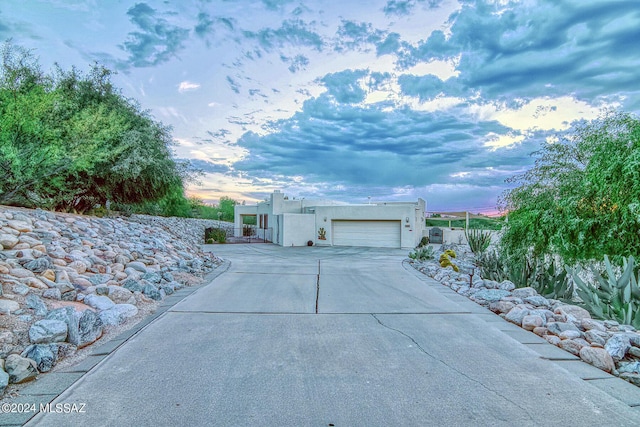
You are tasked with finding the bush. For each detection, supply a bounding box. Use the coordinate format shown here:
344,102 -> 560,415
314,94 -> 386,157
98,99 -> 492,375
417,236 -> 429,248
439,253 -> 459,272
409,246 -> 435,261
205,228 -> 227,243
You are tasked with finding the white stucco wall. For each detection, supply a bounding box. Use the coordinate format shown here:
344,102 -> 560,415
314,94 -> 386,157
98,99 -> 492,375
281,213 -> 316,246
312,203 -> 423,249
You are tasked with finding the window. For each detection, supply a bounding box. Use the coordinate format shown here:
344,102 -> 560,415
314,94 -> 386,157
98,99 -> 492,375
264,215 -> 268,229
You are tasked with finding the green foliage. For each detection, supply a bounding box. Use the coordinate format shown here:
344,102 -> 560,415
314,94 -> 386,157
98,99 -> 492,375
474,250 -> 510,283
205,228 -> 227,244
409,246 -> 435,261
426,217 -> 503,230
568,255 -> 640,327
444,249 -> 456,258
417,236 -> 429,248
500,110 -> 640,266
0,41 -> 195,213
465,228 -> 492,254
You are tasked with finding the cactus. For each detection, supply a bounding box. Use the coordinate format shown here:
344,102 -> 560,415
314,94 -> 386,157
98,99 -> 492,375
439,253 -> 459,272
444,249 -> 457,258
465,228 -> 492,254
409,246 -> 435,261
567,255 -> 640,328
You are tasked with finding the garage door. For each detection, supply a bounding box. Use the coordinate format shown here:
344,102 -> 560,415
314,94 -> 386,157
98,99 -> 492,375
332,220 -> 401,248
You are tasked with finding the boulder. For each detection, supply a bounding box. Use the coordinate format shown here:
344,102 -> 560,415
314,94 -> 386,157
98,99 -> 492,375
555,305 -> 592,323
0,367 -> 8,394
522,315 -> 545,331
29,319 -> 68,344
99,304 -> 138,326
83,294 -> 116,311
580,346 -> 615,373
26,294 -> 49,316
21,344 -> 58,372
5,354 -> 38,384
512,287 -> 538,299
605,334 -> 631,362
107,285 -> 135,304
77,310 -> 103,348
546,322 -> 581,336
473,289 -> 511,303
505,305 -> 531,326
0,298 -> 20,314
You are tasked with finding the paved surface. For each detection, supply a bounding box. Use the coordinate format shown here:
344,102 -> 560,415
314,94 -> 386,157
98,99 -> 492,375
10,244 -> 640,426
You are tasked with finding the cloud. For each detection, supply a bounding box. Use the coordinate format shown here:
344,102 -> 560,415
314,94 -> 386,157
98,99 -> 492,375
389,0 -> 640,111
334,20 -> 386,52
383,0 -> 444,16
242,18 -> 324,53
186,159 -> 231,174
178,81 -> 201,93
120,2 -> 190,68
233,90 -> 528,191
320,69 -> 368,104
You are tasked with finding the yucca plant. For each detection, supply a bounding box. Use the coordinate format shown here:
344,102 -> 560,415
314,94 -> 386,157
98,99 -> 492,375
465,228 -> 492,254
568,255 -> 640,328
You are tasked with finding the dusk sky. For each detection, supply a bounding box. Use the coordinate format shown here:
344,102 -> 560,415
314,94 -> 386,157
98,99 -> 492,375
3,0 -> 639,214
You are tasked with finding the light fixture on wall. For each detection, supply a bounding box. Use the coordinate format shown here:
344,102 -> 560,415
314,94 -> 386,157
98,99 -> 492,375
405,217 -> 410,223
323,216 -> 327,222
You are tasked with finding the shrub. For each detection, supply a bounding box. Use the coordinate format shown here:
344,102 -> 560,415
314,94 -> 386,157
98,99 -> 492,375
205,228 -> 227,243
409,246 -> 435,261
417,236 -> 429,248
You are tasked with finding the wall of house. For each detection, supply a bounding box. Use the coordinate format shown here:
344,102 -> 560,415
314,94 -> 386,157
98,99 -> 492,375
281,213 -> 316,246
311,203 -> 423,249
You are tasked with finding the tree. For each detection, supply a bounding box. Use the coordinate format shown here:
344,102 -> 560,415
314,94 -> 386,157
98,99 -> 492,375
0,41 -> 196,214
499,110 -> 640,265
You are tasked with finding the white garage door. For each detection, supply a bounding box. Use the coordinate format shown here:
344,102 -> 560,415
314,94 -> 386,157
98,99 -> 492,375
332,220 -> 401,248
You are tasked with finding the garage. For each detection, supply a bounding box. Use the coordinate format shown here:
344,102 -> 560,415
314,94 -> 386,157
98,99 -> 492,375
332,220 -> 401,248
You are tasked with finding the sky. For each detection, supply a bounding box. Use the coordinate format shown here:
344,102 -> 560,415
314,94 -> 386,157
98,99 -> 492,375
3,0 -> 640,214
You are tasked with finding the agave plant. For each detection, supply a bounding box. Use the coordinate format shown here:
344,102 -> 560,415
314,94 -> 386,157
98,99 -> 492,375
567,255 -> 640,328
408,246 -> 435,261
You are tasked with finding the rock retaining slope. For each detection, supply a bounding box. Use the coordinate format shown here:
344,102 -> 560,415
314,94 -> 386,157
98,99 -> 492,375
409,243 -> 640,388
0,207 -> 223,395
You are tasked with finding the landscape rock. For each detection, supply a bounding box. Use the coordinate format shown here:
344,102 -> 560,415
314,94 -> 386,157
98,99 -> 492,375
99,304 -> 138,326
4,354 -> 38,384
83,294 -> 116,311
522,315 -> 545,331
29,319 -> 68,344
25,294 -> 48,316
606,334 -> 631,362
0,298 -> 20,314
21,344 -> 58,372
505,305 -> 531,326
76,310 -> 103,348
0,368 -> 8,394
511,287 -> 538,299
580,346 -> 616,373
473,289 -> 511,303
547,322 -> 581,336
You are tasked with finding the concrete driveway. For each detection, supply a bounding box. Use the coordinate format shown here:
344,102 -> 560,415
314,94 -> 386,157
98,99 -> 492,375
24,244 -> 640,426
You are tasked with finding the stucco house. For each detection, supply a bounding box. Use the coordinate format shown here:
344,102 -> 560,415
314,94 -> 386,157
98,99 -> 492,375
234,190 -> 426,248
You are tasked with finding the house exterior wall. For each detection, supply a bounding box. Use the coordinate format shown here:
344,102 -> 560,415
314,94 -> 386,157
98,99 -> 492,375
312,202 -> 424,249
281,213 -> 316,247
233,191 -> 426,248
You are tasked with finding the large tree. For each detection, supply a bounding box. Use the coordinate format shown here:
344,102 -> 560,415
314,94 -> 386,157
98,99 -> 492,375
0,42 -> 193,214
500,110 -> 640,265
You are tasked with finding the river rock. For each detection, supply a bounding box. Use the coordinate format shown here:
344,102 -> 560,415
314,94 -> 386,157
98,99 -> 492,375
0,298 -> 20,314
522,315 -> 545,331
555,305 -> 592,324
0,233 -> 19,249
83,294 -> 116,311
580,346 -> 615,373
76,310 -> 103,347
505,305 -> 531,326
107,285 -> 135,304
23,257 -> 53,273
547,322 -> 581,336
